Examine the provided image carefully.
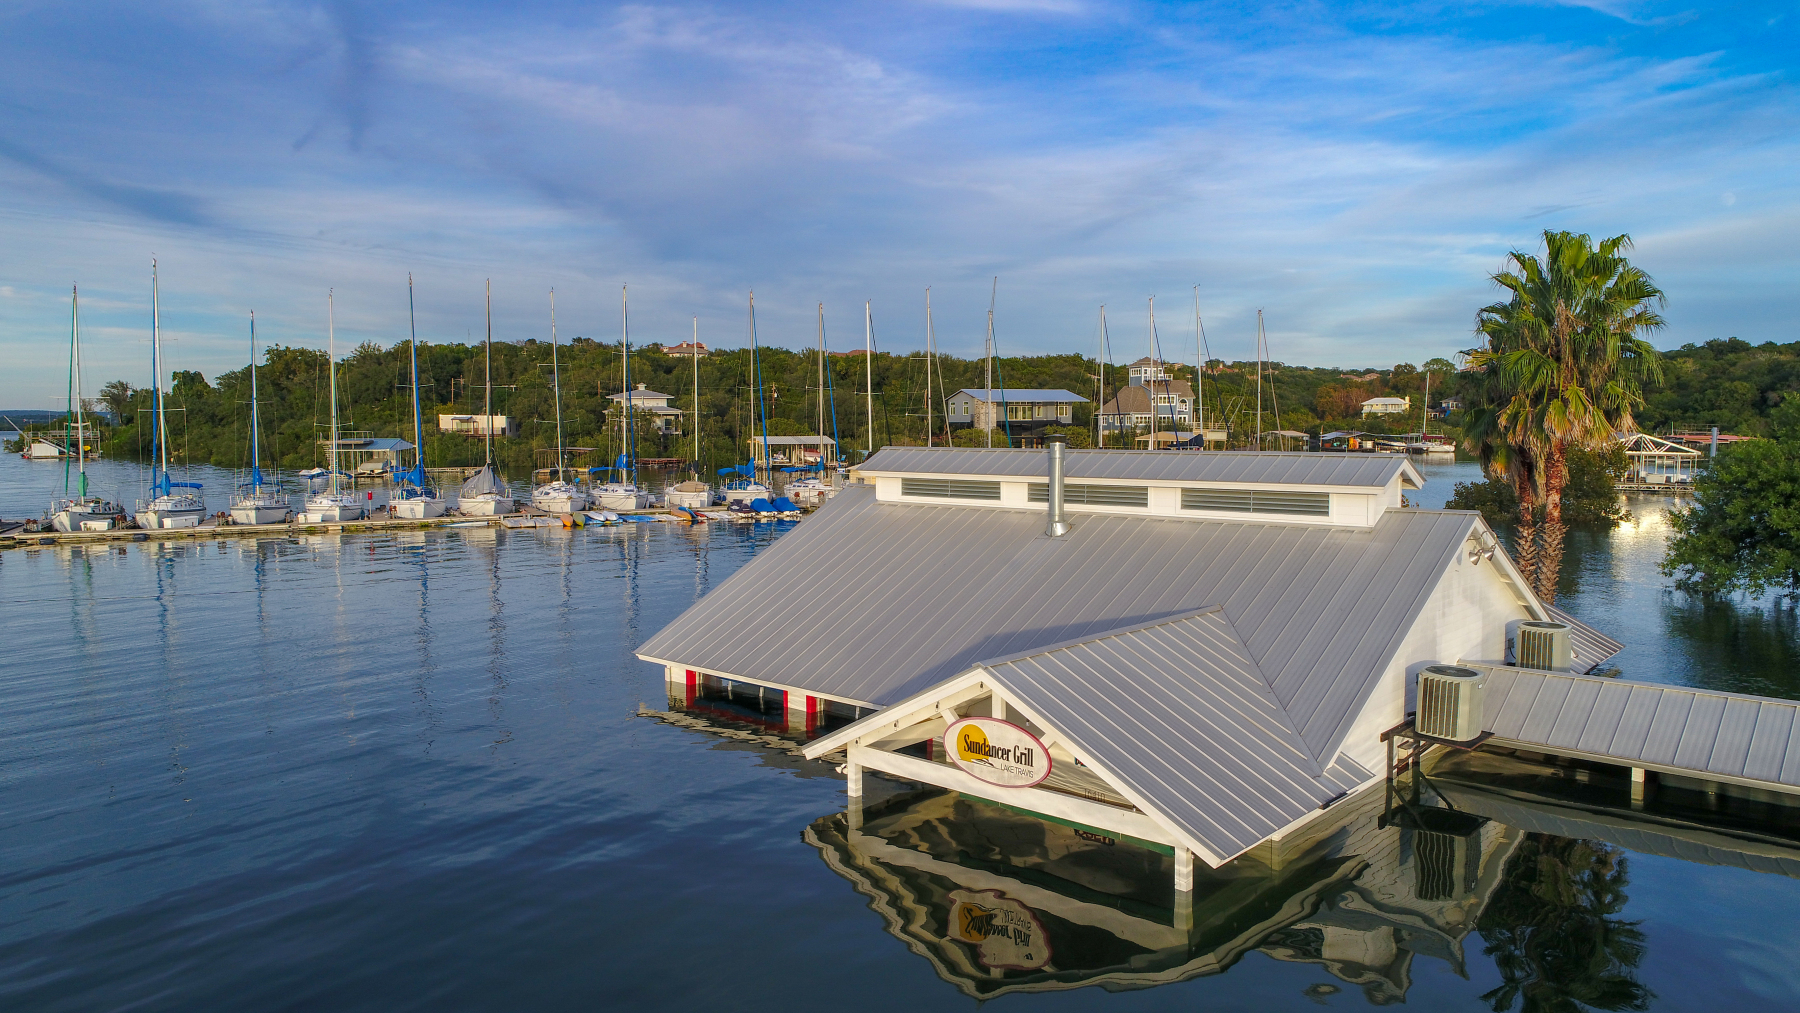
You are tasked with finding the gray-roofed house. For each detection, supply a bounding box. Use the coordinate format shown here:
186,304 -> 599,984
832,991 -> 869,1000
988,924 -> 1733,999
944,389 -> 1087,446
636,445 -> 1593,872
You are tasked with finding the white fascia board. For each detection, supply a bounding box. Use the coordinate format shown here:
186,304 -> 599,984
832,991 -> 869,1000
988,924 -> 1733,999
801,670 -> 988,758
635,653 -> 881,710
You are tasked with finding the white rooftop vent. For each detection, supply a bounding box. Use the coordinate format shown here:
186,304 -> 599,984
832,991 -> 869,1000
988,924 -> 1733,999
1516,621 -> 1573,672
1417,664 -> 1487,743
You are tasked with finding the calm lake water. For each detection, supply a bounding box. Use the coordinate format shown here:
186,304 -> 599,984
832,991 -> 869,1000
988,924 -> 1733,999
3,453 -> 1799,1011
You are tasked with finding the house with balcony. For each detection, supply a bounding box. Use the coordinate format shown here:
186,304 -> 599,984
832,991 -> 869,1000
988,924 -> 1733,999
1360,397 -> 1411,416
607,383 -> 684,435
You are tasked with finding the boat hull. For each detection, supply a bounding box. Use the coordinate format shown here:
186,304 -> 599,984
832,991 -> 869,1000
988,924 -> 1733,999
138,509 -> 206,530
592,489 -> 648,511
531,489 -> 588,514
299,495 -> 366,523
665,488 -> 711,509
457,495 -> 514,516
393,497 -> 447,519
229,503 -> 291,525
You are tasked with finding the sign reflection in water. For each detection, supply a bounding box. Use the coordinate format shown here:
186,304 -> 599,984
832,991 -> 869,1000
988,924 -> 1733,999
808,783 -> 1517,1003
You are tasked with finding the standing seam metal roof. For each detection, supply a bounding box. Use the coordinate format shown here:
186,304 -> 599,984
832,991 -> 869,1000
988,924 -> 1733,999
974,607 -> 1365,861
635,485 -> 1480,766
856,447 -> 1421,489
1479,666 -> 1800,788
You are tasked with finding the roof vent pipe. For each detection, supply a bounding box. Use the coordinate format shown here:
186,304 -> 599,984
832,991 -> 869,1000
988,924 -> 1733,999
1045,434 -> 1070,537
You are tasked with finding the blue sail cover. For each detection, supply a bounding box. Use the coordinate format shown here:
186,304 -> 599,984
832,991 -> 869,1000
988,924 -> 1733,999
394,463 -> 429,488
153,469 -> 203,496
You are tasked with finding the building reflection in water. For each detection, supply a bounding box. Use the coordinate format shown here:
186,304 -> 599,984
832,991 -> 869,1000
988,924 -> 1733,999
805,781 -> 1519,1003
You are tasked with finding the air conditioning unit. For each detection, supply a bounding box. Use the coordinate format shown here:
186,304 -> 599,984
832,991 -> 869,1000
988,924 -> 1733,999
1416,664 -> 1487,742
1516,621 -> 1573,672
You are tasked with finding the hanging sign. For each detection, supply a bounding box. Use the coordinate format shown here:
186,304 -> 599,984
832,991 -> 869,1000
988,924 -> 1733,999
948,889 -> 1052,970
944,717 -> 1051,788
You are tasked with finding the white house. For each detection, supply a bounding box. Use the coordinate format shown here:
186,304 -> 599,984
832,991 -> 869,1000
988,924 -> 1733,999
607,383 -> 684,435
438,414 -> 515,437
1361,396 -> 1411,416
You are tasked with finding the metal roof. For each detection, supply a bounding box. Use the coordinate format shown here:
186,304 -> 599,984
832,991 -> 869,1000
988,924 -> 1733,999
973,607 -> 1376,862
856,447 -> 1422,490
948,389 -> 1089,403
1477,665 -> 1800,790
636,484 -> 1479,762
1544,603 -> 1625,673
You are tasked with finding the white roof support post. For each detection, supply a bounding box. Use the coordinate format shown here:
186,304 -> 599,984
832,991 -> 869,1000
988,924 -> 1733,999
1174,847 -> 1195,933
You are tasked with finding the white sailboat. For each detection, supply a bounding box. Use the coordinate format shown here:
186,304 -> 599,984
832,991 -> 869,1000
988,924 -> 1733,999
666,316 -> 711,511
393,275 -> 447,519
531,288 -> 587,515
50,284 -> 125,532
135,260 -> 207,529
458,280 -> 515,516
229,312 -> 293,524
590,284 -> 649,511
299,291 -> 367,523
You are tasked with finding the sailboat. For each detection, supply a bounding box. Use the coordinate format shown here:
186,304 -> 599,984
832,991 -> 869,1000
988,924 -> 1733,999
299,291 -> 367,523
589,284 -> 649,511
135,260 -> 207,529
720,291 -> 771,509
49,284 -> 125,532
393,275 -> 447,519
228,312 -> 293,524
530,288 -> 587,514
457,280 -> 515,516
782,303 -> 837,509
665,316 -> 712,511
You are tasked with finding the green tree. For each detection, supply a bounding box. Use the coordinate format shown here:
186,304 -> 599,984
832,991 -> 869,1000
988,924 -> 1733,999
1463,231 -> 1664,602
1661,400 -> 1800,596
1447,445 -> 1630,528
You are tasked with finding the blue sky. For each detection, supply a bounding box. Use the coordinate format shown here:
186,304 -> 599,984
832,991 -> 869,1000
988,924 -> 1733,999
0,0 -> 1794,407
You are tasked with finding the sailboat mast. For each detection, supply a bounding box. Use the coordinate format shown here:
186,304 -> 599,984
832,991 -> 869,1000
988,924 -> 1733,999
550,288 -> 564,472
692,317 -> 700,468
864,300 -> 873,456
408,275 -> 424,483
748,291 -> 768,478
1096,305 -> 1107,449
925,288 -> 934,449
328,291 -> 340,495
817,303 -> 825,456
623,285 -> 636,485
1254,309 -> 1265,448
984,283 -> 994,449
71,284 -> 84,492
152,259 -> 167,485
485,280 -> 494,467
1422,367 -> 1431,439
1148,296 -> 1159,447
1194,286 -> 1205,445
249,310 -> 261,488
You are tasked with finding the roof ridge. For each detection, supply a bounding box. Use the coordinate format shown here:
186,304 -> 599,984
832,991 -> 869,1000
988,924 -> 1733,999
969,605 -> 1226,669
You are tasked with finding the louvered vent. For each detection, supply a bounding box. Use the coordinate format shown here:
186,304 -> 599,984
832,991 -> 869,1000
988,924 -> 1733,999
1181,488 -> 1330,516
1516,621 -> 1573,672
1027,483 -> 1149,507
1416,664 -> 1486,742
900,478 -> 1001,501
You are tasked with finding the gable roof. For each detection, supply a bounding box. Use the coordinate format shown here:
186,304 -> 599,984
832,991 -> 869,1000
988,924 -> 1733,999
636,484 -> 1480,763
971,607 -> 1375,862
855,446 -> 1422,491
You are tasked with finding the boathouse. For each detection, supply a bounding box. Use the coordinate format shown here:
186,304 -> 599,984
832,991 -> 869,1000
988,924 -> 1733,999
638,442 -> 1632,868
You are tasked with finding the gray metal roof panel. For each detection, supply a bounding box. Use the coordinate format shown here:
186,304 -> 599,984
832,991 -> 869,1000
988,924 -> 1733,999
948,388 -> 1089,403
1479,666 -> 1800,789
856,447 -> 1419,489
640,485 -> 1483,780
977,608 -> 1349,861
1544,604 -> 1625,673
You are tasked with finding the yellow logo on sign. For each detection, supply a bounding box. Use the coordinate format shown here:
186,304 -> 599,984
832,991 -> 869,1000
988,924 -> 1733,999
958,724 -> 991,764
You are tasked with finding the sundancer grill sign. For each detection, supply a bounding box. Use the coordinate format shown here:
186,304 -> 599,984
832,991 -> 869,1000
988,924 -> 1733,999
944,717 -> 1051,788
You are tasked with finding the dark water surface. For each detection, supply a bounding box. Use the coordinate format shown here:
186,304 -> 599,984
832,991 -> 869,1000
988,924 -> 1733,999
5,456 -> 1800,1010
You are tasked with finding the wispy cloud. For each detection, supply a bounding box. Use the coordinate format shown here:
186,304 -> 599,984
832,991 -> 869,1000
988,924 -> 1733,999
0,0 -> 1792,403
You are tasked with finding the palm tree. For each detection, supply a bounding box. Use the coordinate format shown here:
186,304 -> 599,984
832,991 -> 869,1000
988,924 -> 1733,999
1463,231 -> 1664,602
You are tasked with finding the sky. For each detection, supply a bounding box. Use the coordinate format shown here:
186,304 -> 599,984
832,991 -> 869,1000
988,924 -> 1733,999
0,0 -> 1794,408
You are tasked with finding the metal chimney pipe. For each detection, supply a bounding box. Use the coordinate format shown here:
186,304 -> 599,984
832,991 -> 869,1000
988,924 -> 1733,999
1045,434 -> 1070,537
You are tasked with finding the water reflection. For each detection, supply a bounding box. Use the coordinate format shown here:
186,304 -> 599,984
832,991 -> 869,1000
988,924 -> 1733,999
808,784 -> 1520,1002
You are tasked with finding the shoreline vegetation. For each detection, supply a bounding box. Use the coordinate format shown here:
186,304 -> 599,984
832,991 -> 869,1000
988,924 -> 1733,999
7,328 -> 1792,484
